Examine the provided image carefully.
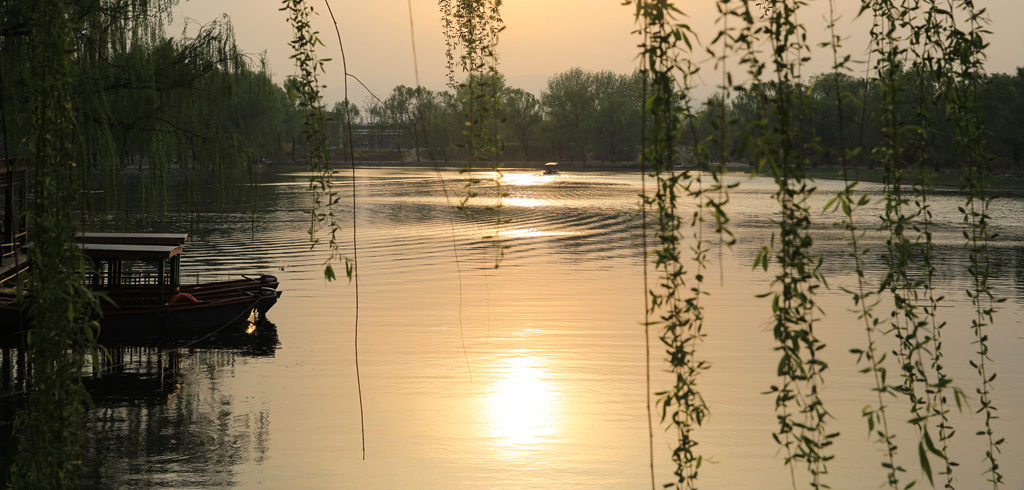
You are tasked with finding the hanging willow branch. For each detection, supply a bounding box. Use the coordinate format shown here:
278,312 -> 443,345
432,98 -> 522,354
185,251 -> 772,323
748,0 -> 835,487
438,0 -> 505,224
942,1 -> 1004,487
11,2 -> 101,487
282,0 -> 352,282
632,0 -> 731,486
912,1 -> 960,484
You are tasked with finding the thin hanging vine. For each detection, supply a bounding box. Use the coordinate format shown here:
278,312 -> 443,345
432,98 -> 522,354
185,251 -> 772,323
438,0 -> 506,222
824,2 -> 906,487
912,1 -> 960,485
282,0 -> 351,282
632,0 -> 726,486
942,1 -> 1003,486
748,0 -> 835,487
9,2 -> 101,487
868,0 -> 922,485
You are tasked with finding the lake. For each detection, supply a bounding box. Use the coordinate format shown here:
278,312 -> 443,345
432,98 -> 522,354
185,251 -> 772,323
22,166 -> 1024,488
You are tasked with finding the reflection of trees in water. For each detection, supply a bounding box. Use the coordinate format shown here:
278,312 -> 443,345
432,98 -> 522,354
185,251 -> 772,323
1015,247 -> 1024,300
0,347 -> 28,476
1,323 -> 277,489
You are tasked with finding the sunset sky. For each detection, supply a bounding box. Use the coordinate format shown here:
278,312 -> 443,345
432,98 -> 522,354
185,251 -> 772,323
175,0 -> 1024,106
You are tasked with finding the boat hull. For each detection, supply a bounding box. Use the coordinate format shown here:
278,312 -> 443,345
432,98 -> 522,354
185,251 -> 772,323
0,288 -> 280,340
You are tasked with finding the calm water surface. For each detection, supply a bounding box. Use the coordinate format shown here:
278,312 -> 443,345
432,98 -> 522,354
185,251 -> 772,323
77,167 -> 1024,488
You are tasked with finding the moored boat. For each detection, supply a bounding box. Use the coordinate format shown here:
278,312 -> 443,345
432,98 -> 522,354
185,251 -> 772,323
0,233 -> 281,337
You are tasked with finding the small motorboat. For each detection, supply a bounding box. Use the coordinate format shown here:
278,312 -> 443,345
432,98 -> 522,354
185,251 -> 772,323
543,162 -> 560,174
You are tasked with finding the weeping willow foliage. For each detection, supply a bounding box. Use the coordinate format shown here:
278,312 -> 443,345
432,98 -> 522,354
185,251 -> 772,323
1,0 -> 298,227
0,2 -> 299,485
941,1 -> 1004,486
438,0 -> 506,223
632,1 -> 736,487
744,1 -> 835,486
630,0 -> 1003,488
6,2 -> 100,487
820,0 -> 904,488
858,0 -> 947,486
910,5 -> 959,486
282,0 -> 351,282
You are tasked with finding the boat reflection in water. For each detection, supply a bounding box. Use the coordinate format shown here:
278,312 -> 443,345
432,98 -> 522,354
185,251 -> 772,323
0,319 -> 280,486
81,320 -> 280,487
0,232 -> 284,487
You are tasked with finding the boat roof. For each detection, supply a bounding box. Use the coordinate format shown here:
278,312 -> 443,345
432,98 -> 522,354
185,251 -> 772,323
22,242 -> 183,260
81,243 -> 183,260
76,232 -> 188,246
545,162 -> 558,166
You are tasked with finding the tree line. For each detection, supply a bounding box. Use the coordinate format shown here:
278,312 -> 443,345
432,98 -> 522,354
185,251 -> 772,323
354,66 -> 1024,173
344,68 -> 644,164
694,69 -> 1024,173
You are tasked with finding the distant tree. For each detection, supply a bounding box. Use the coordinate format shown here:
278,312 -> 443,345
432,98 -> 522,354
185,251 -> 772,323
330,100 -> 361,150
419,88 -> 460,161
370,85 -> 439,161
499,87 -> 542,161
981,69 -> 1024,170
588,70 -> 643,162
693,91 -> 732,163
2,2 -> 301,216
542,67 -> 597,162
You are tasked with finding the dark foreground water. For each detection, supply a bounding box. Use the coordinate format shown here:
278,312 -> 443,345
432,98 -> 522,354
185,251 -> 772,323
6,166 -> 1024,488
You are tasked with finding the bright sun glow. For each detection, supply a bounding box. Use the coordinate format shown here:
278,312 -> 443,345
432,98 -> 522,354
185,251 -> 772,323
498,172 -> 552,187
502,196 -> 548,208
485,357 -> 559,446
498,228 -> 571,239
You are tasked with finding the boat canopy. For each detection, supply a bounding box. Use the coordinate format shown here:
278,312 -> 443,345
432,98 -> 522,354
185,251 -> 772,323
20,241 -> 183,298
80,244 -> 182,298
80,243 -> 182,260
76,232 -> 188,246
21,235 -> 191,301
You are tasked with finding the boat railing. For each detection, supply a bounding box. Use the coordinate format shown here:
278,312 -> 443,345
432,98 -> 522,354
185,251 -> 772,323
86,271 -> 173,289
117,273 -> 167,288
0,231 -> 28,285
1,231 -> 27,261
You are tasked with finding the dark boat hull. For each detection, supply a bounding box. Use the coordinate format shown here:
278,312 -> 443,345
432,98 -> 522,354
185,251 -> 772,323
99,291 -> 280,332
178,274 -> 279,298
0,288 -> 280,339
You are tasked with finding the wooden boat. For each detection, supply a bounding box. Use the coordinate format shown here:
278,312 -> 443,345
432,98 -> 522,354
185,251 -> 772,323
0,233 -> 281,337
74,232 -> 280,299
543,162 -> 560,174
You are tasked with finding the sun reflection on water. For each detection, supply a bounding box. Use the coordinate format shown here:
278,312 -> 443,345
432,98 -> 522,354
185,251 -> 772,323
498,227 -> 571,239
497,171 -> 564,187
502,196 -> 548,208
485,357 -> 560,447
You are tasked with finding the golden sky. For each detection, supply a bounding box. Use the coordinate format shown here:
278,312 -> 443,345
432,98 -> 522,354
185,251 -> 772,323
174,0 -> 1024,105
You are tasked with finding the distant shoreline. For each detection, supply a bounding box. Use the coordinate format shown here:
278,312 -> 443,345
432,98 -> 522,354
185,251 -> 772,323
268,160 -> 1024,190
